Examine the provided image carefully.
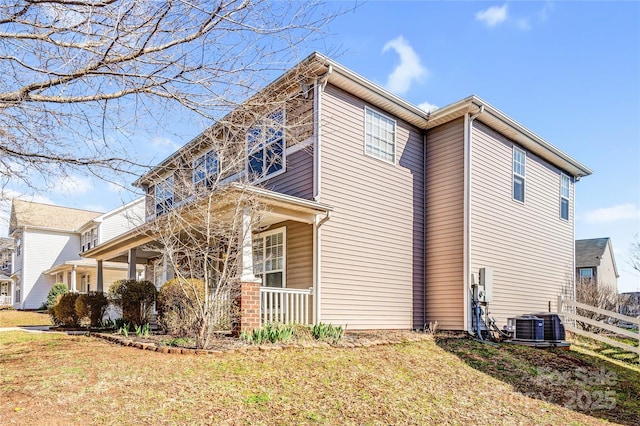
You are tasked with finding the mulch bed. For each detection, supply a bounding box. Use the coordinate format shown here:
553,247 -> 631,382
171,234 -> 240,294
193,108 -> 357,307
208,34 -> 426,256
87,329 -> 435,355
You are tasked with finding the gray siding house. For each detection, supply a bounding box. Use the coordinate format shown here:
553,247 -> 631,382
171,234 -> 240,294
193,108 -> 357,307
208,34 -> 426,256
81,53 -> 592,332
575,237 -> 619,292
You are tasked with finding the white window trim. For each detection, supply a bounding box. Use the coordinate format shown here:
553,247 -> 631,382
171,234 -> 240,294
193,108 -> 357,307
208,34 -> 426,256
363,106 -> 397,165
559,173 -> 570,221
512,146 -> 526,204
253,226 -> 286,288
245,109 -> 287,183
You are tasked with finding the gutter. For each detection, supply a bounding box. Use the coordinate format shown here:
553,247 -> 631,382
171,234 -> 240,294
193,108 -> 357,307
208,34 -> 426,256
313,65 -> 333,201
463,105 -> 484,332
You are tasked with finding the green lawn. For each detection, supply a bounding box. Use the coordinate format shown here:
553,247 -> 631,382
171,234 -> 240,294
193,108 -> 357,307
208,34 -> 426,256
1,330 -> 637,425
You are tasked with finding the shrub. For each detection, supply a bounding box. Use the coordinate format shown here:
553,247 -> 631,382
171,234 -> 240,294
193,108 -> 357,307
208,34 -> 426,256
109,280 -> 157,327
75,292 -> 109,327
157,278 -> 205,337
52,293 -> 80,327
45,283 -> 68,311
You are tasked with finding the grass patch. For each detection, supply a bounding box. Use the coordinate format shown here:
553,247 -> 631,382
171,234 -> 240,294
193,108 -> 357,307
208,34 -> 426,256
0,330 -> 638,424
0,310 -> 52,327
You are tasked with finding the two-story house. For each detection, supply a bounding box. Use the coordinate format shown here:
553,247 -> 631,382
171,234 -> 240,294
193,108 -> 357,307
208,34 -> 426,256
82,52 -> 592,332
9,198 -> 145,309
575,237 -> 619,292
0,237 -> 13,305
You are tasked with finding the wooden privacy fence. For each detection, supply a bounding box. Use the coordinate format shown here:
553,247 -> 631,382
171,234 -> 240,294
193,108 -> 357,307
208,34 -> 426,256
558,296 -> 640,358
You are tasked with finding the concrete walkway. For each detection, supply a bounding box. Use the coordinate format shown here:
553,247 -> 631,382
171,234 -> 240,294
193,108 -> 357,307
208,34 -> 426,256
0,325 -> 52,333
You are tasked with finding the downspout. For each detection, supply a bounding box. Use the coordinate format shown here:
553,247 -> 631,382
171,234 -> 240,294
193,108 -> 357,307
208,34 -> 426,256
463,105 -> 484,333
313,65 -> 332,202
312,64 -> 332,324
422,132 -> 428,330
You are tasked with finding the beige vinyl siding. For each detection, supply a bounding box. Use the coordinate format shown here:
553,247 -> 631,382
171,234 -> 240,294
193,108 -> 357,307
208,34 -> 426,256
470,121 -> 574,328
597,242 -> 618,292
425,119 -> 465,330
262,147 -> 314,200
103,268 -> 129,293
260,220 -> 312,291
319,84 -> 425,329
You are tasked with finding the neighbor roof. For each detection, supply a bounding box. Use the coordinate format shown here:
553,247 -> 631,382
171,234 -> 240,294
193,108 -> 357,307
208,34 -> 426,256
0,237 -> 14,250
575,238 -> 618,277
10,199 -> 102,234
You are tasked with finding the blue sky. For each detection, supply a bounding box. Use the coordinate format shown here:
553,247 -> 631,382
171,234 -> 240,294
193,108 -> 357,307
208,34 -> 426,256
1,1 -> 639,291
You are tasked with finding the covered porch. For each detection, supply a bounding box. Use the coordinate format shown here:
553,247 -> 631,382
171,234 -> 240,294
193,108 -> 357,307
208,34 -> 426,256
43,259 -> 145,294
0,274 -> 12,305
81,185 -> 332,332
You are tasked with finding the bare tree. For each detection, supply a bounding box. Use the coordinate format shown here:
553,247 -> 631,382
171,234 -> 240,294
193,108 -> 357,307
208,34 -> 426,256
630,235 -> 640,274
0,0 -> 338,192
575,278 -> 620,332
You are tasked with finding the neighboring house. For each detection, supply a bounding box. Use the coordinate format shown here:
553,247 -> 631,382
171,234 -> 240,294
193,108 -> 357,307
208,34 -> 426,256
0,237 -> 14,305
82,52 -> 592,332
9,198 -> 145,309
575,238 -> 619,292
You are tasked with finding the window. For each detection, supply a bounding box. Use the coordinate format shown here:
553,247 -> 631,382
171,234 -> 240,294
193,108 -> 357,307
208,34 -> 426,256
252,228 -> 285,288
247,110 -> 285,180
579,268 -> 594,282
513,147 -> 526,202
193,150 -> 219,187
365,107 -> 396,163
560,174 -> 570,220
15,237 -> 21,257
81,227 -> 98,252
155,175 -> 174,216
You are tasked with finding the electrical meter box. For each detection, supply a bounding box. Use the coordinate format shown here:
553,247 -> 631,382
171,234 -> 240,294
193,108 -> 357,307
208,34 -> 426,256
475,267 -> 493,303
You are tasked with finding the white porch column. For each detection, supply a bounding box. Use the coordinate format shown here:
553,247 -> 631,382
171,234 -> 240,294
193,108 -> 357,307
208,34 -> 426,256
127,248 -> 137,280
240,208 -> 258,282
62,270 -> 68,286
96,260 -> 104,292
70,266 -> 77,292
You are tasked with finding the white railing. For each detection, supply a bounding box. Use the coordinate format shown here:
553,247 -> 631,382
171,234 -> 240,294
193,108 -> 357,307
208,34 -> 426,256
0,295 -> 12,305
558,296 -> 640,358
260,287 -> 313,325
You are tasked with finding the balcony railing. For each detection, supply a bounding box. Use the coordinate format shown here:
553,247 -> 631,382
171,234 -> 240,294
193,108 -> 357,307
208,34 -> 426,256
0,295 -> 13,305
260,287 -> 313,325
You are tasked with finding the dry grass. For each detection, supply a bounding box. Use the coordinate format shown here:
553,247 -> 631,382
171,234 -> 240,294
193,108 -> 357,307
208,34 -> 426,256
0,310 -> 51,328
1,330 -> 637,425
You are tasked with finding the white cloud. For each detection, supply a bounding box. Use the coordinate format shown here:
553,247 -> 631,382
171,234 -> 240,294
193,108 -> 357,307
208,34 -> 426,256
382,36 -> 428,95
418,101 -> 438,113
51,175 -> 92,194
538,1 -> 554,22
475,4 -> 508,28
582,204 -> 640,224
151,136 -> 181,152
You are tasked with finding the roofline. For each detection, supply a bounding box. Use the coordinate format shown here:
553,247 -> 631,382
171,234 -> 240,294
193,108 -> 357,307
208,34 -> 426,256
77,197 -> 145,232
131,52 -> 592,185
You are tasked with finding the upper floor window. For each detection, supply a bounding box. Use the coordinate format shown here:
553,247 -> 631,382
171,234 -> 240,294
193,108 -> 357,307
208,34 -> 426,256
365,107 -> 396,163
155,175 -> 174,216
579,268 -> 593,282
513,147 -> 526,203
15,237 -> 21,257
247,110 -> 285,181
81,227 -> 99,252
560,174 -> 570,220
193,150 -> 219,187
